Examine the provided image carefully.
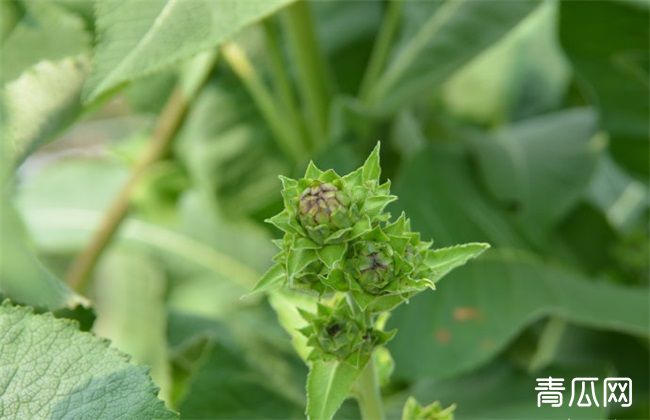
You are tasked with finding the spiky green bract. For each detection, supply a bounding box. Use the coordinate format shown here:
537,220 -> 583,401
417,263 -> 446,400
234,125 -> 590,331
253,142 -> 490,367
339,214 -> 443,313
266,143 -> 394,246
401,397 -> 456,420
257,144 -> 395,296
298,300 -> 395,368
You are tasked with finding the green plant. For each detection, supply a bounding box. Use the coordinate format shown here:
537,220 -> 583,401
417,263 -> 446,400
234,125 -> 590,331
1,0 -> 648,419
255,143 -> 488,418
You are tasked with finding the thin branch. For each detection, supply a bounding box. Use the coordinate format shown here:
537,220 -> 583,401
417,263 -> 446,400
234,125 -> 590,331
66,53 -> 217,292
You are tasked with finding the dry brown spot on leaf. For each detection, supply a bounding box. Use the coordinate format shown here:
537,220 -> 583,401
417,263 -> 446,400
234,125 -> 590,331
435,328 -> 451,344
453,306 -> 483,322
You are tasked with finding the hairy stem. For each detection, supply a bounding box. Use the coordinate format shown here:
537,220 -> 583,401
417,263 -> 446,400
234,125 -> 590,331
221,42 -> 306,162
359,0 -> 403,101
282,0 -> 331,149
356,354 -> 385,420
66,52 -> 217,292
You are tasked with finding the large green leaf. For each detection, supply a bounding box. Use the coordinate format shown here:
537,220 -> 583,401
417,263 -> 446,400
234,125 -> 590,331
167,308 -> 306,418
0,2 -> 89,83
93,250 -> 171,402
307,360 -> 361,420
368,0 -> 540,111
85,0 -> 296,101
3,55 -> 89,168
0,202 -> 86,310
469,108 -> 601,241
385,361 -> 606,419
559,0 -> 649,176
443,0 -> 570,124
393,143 -> 527,248
0,302 -> 176,418
0,0 -> 21,41
388,251 -> 649,380
311,1 -> 382,95
177,339 -> 305,419
390,144 -> 649,379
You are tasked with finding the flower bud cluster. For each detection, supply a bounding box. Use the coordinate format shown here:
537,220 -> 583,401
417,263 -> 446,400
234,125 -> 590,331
298,301 -> 394,367
255,143 -> 488,367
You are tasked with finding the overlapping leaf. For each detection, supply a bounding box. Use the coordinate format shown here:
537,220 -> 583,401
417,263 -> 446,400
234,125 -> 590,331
3,56 -> 89,168
469,108 -> 601,241
85,0 -> 296,101
368,0 -> 540,110
0,302 -> 176,419
389,251 -> 649,379
560,0 -> 650,176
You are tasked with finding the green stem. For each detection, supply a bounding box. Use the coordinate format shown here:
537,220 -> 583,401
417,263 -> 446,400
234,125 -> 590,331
359,0 -> 403,102
262,19 -> 309,152
282,0 -> 330,149
66,52 -> 217,292
356,355 -> 385,420
528,317 -> 567,372
221,42 -> 306,162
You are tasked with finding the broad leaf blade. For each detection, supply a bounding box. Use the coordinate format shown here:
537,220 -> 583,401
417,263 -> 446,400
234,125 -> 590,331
167,307 -> 306,418
426,243 -> 490,283
387,361 -> 607,419
442,1 -> 570,124
370,0 -> 540,111
392,144 -> 649,379
0,302 -> 176,418
0,2 -> 89,83
306,360 -> 361,420
469,108 -> 601,241
85,0 -> 296,101
560,0 -> 650,176
3,55 -> 89,168
0,203 -> 87,311
389,251 -> 650,379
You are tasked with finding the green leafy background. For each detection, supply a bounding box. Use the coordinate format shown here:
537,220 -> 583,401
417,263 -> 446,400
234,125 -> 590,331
1,0 -> 647,419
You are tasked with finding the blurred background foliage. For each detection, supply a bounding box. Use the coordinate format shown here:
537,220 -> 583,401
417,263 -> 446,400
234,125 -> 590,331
0,0 -> 648,418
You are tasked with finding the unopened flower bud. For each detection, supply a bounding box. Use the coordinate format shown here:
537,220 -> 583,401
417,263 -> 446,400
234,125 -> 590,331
298,182 -> 351,243
300,302 -> 390,366
353,241 -> 395,295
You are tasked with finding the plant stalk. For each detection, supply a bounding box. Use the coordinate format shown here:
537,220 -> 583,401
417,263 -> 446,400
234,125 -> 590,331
221,42 -> 306,162
356,355 -> 385,420
66,52 -> 217,293
262,19 -> 307,152
359,0 -> 403,101
528,317 -> 567,372
282,0 -> 331,149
